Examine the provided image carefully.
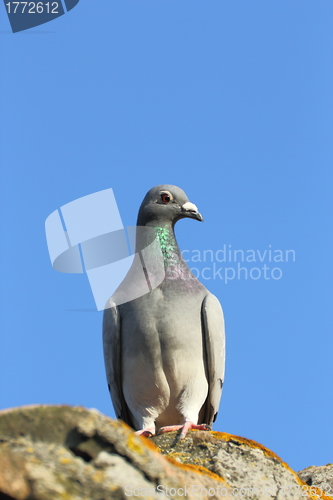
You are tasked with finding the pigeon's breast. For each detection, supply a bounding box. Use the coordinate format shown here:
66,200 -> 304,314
120,283 -> 209,415
120,284 -> 207,364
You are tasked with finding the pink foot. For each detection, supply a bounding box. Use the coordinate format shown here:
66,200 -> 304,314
157,424 -> 183,434
158,421 -> 211,440
135,428 -> 155,437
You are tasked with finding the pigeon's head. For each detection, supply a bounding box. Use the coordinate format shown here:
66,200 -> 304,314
137,185 -> 203,227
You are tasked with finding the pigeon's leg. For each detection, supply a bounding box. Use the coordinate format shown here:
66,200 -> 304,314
158,421 -> 211,439
133,415 -> 156,437
135,427 -> 155,438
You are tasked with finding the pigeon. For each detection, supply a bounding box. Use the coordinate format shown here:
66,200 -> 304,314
103,185 -> 225,438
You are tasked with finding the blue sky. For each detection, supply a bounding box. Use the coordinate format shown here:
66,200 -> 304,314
0,1 -> 332,473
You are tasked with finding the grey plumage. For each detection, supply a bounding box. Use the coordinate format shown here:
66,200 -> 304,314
103,185 -> 225,436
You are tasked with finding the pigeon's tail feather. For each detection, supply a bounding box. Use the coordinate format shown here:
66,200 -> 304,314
201,294 -> 226,426
119,402 -> 136,429
103,304 -> 136,430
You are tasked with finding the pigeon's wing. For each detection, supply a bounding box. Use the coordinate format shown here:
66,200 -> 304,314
102,300 -> 134,427
201,293 -> 226,426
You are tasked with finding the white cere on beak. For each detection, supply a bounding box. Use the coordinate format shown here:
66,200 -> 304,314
182,202 -> 199,213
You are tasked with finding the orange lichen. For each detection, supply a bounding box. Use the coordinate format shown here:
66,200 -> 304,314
134,430 -> 333,500
137,434 -> 161,452
165,455 -> 228,484
126,434 -> 146,455
308,487 -> 333,500
211,432 -> 285,462
91,471 -> 104,483
166,452 -> 189,463
211,432 -> 333,500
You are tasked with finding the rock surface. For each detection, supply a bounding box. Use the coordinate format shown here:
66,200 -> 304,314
0,405 -> 232,500
298,464 -> 333,499
0,405 -> 331,500
152,431 -> 332,500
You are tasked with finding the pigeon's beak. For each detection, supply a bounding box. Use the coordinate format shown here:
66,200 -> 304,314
181,202 -> 204,222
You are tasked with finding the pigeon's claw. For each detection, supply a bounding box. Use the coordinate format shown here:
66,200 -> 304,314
158,421 -> 211,440
178,421 -> 211,440
135,428 -> 155,437
157,424 -> 184,435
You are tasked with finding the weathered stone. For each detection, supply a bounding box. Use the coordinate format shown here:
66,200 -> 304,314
0,405 -> 232,499
0,446 -> 31,500
298,464 -> 333,499
0,405 -> 331,500
152,430 -> 332,500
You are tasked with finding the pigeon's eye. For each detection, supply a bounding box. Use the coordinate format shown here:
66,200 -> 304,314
161,193 -> 171,204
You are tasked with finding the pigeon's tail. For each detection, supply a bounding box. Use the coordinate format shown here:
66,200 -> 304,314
119,402 -> 136,430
